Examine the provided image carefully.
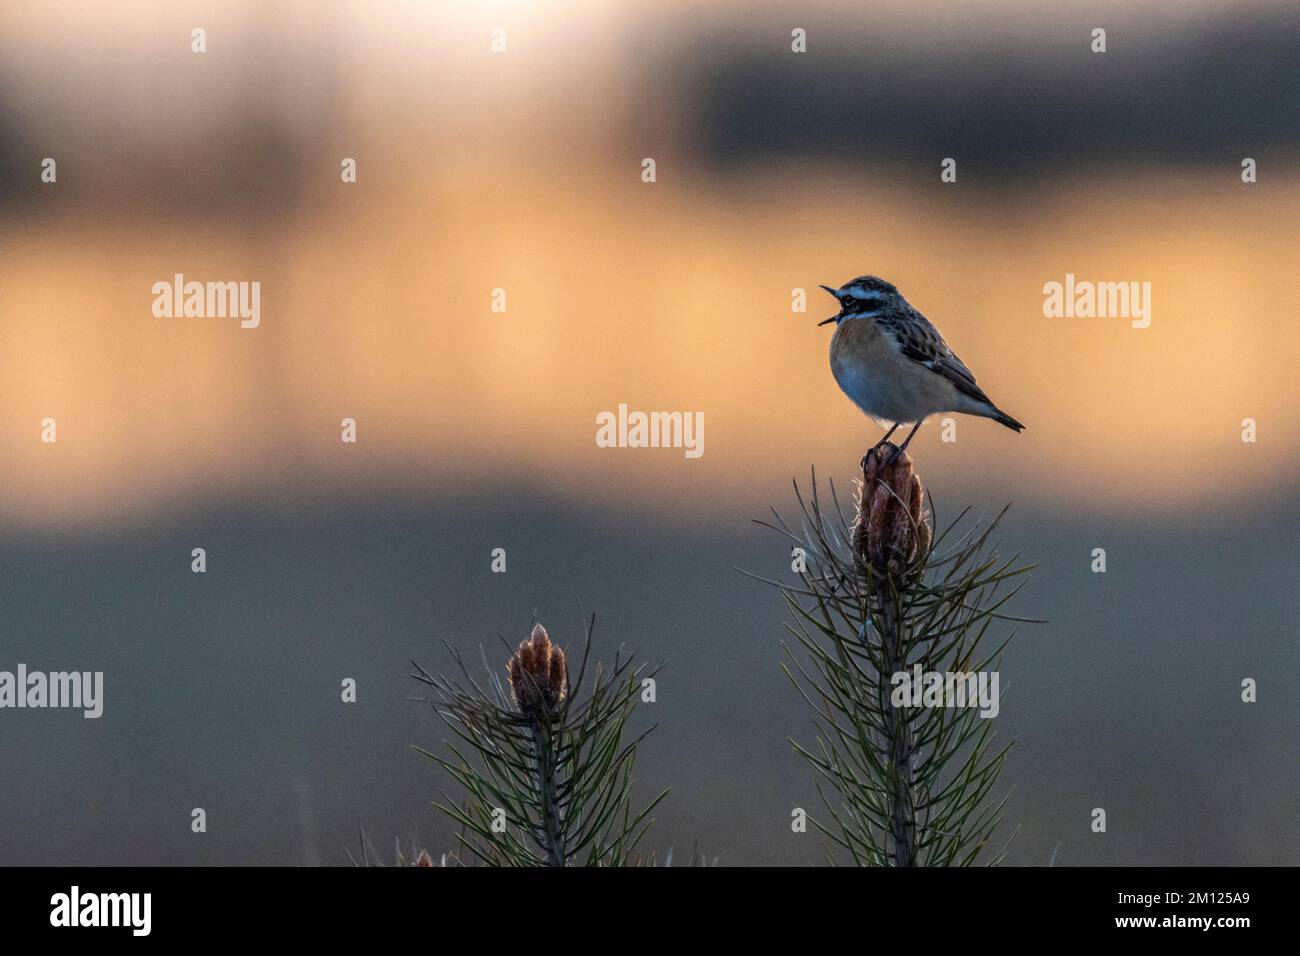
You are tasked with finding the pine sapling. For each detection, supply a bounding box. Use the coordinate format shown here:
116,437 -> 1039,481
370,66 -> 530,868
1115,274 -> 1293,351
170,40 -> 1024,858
412,615 -> 667,866
753,442 -> 1037,866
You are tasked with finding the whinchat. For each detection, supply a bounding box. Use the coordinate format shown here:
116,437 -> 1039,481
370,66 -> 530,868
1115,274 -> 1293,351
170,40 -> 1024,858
819,276 -> 1024,454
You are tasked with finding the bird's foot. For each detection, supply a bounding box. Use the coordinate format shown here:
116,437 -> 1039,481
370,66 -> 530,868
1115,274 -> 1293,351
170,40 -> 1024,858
862,441 -> 900,472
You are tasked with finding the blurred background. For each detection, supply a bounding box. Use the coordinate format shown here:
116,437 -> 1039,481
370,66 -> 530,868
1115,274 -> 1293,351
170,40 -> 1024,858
1,0 -> 1298,865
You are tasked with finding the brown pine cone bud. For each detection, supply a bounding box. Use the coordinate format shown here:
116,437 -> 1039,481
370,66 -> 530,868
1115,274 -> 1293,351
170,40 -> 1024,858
852,443 -> 931,577
507,623 -> 568,716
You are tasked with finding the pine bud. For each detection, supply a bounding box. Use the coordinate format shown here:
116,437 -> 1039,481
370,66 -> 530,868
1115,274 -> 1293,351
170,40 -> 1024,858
852,443 -> 931,577
507,623 -> 568,716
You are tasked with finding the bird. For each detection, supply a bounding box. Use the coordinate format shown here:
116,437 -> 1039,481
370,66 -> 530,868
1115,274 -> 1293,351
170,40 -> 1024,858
818,276 -> 1023,459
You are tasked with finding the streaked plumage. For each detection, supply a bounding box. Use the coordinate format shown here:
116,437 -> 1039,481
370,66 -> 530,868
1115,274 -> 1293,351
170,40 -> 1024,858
819,276 -> 1023,450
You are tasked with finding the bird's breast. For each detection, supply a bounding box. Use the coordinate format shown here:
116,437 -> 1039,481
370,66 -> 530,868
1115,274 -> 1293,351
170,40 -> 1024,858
829,319 -> 887,412
828,317 -> 934,423
829,318 -> 887,384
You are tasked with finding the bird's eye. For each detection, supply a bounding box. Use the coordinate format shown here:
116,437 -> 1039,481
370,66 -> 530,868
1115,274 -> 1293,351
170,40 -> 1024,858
842,296 -> 858,310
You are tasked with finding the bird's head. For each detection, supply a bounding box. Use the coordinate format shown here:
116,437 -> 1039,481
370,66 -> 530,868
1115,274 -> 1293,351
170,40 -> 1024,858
817,276 -> 901,326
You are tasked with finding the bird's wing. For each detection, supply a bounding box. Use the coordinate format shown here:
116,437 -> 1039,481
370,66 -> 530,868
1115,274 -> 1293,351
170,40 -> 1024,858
876,309 -> 995,407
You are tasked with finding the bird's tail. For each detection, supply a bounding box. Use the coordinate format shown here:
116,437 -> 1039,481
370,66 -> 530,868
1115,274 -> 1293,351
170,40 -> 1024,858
988,406 -> 1025,432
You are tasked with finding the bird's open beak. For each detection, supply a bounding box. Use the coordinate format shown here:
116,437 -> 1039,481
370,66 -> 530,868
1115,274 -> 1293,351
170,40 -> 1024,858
818,284 -> 841,325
